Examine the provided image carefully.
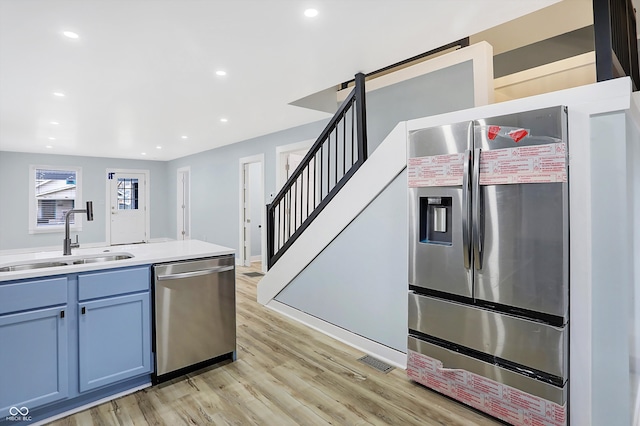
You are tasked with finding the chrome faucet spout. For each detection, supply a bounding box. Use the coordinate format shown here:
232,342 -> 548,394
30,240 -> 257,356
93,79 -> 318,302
63,201 -> 94,255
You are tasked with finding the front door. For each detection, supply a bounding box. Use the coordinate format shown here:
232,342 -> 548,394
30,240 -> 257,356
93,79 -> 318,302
110,172 -> 147,245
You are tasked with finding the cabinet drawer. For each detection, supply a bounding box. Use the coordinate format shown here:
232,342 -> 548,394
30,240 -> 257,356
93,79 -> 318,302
408,335 -> 566,406
0,277 -> 67,315
408,292 -> 567,380
79,266 -> 150,301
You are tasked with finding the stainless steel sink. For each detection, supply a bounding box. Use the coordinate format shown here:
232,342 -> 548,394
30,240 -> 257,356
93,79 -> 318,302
72,254 -> 134,264
0,252 -> 134,272
0,261 -> 70,272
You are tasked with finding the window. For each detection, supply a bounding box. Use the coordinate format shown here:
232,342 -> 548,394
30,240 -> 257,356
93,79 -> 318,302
29,166 -> 82,234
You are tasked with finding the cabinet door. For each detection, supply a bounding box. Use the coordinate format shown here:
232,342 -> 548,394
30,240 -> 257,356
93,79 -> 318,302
0,307 -> 69,416
78,293 -> 151,392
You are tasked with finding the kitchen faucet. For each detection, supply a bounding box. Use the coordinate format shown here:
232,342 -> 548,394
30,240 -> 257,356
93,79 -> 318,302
63,201 -> 94,255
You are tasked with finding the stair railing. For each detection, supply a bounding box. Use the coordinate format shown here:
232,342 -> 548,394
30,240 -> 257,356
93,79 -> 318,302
594,0 -> 640,90
266,73 -> 367,269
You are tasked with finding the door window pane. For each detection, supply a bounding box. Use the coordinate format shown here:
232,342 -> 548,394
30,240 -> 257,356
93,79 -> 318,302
117,178 -> 139,210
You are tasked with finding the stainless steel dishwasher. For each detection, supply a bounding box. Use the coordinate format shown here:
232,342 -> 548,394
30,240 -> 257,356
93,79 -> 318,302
152,255 -> 236,383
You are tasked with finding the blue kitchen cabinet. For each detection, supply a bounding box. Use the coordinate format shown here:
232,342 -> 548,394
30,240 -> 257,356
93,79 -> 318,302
77,266 -> 152,393
78,293 -> 151,392
0,277 -> 69,418
0,265 -> 152,422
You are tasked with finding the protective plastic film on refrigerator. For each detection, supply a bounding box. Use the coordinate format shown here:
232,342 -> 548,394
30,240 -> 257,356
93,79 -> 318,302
407,106 -> 569,426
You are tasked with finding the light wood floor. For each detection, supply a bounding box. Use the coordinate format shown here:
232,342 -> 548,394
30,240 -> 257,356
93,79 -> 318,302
49,262 -> 500,425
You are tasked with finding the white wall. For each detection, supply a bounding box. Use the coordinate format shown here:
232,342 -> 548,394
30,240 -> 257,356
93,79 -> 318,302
589,112 -> 631,424
627,98 -> 640,425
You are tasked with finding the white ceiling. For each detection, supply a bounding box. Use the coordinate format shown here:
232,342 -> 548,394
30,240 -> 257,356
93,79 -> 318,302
0,0 -> 557,161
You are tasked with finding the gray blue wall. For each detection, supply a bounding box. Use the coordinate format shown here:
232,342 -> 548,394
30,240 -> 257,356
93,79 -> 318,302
0,152 -> 170,250
366,61 -> 474,154
165,120 -> 330,254
276,171 -> 408,351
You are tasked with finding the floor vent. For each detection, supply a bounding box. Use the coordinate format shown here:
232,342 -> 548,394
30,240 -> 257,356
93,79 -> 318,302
357,355 -> 394,374
244,272 -> 264,277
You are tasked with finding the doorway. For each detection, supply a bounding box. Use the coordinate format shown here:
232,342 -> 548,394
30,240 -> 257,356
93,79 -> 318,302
106,169 -> 150,245
238,154 -> 265,271
274,140 -> 315,252
276,139 -> 314,190
177,167 -> 191,240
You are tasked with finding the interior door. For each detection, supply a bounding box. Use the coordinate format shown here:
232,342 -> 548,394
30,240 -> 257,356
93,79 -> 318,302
177,168 -> 190,240
286,153 -> 307,232
274,147 -> 315,252
242,164 -> 251,267
110,172 -> 147,245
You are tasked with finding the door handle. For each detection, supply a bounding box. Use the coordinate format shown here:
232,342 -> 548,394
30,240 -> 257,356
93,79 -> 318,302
461,148 -> 471,270
473,147 -> 483,270
156,265 -> 234,281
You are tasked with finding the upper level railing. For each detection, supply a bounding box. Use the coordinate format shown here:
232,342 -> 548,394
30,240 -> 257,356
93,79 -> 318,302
266,73 -> 367,269
594,0 -> 640,90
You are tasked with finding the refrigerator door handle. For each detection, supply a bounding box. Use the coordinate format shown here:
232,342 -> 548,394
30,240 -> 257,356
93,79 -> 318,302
462,148 -> 472,269
473,147 -> 483,270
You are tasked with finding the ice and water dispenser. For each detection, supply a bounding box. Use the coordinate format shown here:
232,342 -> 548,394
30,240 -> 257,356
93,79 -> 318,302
419,197 -> 452,245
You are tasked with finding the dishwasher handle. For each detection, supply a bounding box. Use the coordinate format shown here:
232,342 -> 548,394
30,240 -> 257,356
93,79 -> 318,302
156,265 -> 234,281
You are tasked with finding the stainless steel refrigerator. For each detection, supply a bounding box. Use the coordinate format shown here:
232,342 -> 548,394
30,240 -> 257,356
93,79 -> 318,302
407,106 -> 568,426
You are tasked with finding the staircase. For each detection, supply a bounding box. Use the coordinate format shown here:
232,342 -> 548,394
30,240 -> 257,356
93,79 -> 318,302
266,73 -> 368,269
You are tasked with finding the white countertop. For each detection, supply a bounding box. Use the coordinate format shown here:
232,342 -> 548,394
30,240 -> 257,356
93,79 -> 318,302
0,240 -> 235,282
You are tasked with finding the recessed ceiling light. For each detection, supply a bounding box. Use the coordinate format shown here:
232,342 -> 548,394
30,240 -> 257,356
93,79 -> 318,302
63,31 -> 79,39
181,135 -> 188,139
156,146 -> 162,150
48,137 -> 56,140
215,70 -> 227,76
220,118 -> 228,123
53,92 -> 65,97
45,145 -> 53,149
304,8 -> 318,17
141,152 -> 147,156
50,121 -> 59,125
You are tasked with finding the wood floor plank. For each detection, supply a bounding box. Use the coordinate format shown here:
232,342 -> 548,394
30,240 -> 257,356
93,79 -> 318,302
270,364 -> 363,425
47,262 -> 500,426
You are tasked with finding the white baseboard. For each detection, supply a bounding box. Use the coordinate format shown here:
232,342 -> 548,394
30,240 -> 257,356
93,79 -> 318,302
31,383 -> 151,426
266,299 -> 407,369
250,255 -> 262,262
